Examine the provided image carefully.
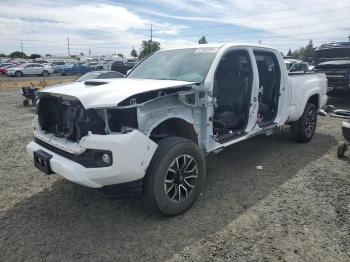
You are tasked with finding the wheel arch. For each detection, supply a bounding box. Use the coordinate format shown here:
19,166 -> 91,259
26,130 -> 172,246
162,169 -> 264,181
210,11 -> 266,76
288,92 -> 321,123
307,93 -> 320,109
149,117 -> 198,145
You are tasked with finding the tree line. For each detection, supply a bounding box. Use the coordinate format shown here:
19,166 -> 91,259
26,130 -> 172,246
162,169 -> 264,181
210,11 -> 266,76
286,40 -> 316,63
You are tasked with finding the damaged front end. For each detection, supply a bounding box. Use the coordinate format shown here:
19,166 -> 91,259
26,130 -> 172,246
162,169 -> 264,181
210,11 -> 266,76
36,93 -> 139,142
29,92 -> 158,188
28,79 -> 208,188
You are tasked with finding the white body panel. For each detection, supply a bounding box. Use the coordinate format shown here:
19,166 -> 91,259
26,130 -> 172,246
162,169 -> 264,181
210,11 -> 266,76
26,131 -> 157,188
42,78 -> 195,109
288,73 -> 328,122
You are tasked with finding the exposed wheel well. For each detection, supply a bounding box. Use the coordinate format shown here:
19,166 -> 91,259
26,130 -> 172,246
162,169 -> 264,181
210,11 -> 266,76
150,118 -> 198,144
307,94 -> 319,109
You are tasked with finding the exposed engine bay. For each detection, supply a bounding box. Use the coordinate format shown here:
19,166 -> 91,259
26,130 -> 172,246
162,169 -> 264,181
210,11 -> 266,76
37,94 -> 138,142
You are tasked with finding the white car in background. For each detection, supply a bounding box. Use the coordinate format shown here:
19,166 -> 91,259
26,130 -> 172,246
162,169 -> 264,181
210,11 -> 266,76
6,63 -> 54,77
50,61 -> 69,73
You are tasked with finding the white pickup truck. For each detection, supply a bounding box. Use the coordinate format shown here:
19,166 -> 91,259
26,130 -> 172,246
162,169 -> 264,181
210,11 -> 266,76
26,44 -> 327,215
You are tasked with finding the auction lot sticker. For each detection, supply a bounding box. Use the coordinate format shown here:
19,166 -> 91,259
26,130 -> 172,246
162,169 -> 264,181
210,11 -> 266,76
194,47 -> 220,53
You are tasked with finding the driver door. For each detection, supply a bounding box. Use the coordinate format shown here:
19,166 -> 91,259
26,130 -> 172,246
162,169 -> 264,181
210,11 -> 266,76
212,49 -> 258,141
23,64 -> 35,75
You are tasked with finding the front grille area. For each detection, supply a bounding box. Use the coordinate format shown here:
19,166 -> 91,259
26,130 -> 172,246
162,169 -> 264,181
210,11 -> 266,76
328,78 -> 348,88
38,95 -> 106,142
326,73 -> 346,78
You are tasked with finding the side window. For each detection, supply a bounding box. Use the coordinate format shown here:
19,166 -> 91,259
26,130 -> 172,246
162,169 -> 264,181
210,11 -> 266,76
105,72 -> 124,78
97,73 -> 107,79
301,63 -> 308,71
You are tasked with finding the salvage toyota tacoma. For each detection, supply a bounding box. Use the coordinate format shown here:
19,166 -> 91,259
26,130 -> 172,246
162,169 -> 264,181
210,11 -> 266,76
26,44 -> 328,216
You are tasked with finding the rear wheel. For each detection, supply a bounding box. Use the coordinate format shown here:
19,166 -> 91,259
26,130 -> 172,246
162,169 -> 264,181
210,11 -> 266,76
291,103 -> 317,143
143,137 -> 206,216
15,71 -> 23,77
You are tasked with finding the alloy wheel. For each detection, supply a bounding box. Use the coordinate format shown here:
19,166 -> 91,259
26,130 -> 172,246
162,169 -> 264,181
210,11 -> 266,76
164,154 -> 198,203
305,110 -> 316,137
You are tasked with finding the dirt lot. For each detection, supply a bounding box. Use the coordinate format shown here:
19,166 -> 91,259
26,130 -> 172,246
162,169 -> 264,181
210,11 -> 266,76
0,87 -> 349,262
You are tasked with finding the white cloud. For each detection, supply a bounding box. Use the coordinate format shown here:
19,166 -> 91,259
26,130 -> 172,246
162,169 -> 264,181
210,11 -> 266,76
0,1 -> 188,55
0,0 -> 349,55
141,0 -> 350,51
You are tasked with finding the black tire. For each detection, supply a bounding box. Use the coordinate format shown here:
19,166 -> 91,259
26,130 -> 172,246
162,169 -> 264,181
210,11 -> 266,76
15,71 -> 23,77
42,70 -> 49,77
291,103 -> 318,143
143,137 -> 206,216
337,142 -> 347,158
23,99 -> 29,106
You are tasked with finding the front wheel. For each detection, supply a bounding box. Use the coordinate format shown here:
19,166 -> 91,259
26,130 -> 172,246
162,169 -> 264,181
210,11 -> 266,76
143,137 -> 206,216
42,70 -> 49,77
291,103 -> 317,143
15,71 -> 23,77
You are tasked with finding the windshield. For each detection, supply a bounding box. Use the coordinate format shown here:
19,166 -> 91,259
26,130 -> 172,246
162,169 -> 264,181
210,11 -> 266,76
75,72 -> 101,82
127,47 -> 219,82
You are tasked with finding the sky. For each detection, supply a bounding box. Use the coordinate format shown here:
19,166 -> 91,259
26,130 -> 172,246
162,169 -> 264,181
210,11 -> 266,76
0,0 -> 349,57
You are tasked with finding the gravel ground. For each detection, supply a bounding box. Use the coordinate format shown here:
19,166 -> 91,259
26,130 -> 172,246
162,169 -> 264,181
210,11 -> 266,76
0,88 -> 349,262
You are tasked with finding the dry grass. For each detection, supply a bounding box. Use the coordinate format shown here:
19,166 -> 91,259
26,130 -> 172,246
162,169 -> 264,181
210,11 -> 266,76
0,77 -> 75,89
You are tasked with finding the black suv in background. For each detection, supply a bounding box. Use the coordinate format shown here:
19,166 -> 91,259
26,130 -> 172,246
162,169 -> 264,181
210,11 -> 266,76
315,42 -> 350,96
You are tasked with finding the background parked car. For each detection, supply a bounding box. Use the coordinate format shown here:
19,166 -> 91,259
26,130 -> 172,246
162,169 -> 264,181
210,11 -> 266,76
284,59 -> 310,72
6,63 -> 54,77
111,61 -> 134,74
61,63 -> 95,76
75,71 -> 124,82
0,63 -> 15,70
88,63 -> 104,71
50,61 -> 69,73
0,64 -> 16,75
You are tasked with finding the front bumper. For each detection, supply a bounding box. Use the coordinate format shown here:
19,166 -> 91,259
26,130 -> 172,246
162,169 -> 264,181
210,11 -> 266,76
327,79 -> 350,93
26,130 -> 157,188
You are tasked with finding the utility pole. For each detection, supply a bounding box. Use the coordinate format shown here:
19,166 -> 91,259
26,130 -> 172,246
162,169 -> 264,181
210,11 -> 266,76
67,37 -> 71,57
20,40 -> 24,58
150,24 -> 153,42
